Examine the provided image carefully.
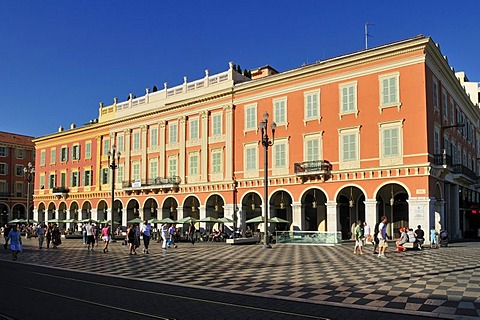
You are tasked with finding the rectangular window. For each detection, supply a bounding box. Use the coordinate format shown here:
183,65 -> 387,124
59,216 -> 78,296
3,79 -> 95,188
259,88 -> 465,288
245,104 -> 257,131
245,146 -> 257,171
71,172 -> 79,187
72,145 -> 80,160
342,134 -> 357,162
50,149 -> 56,164
15,149 -> 25,159
189,154 -> 199,175
306,139 -> 319,162
132,163 -> 140,181
211,151 -> 221,174
101,168 -> 109,185
212,113 -> 222,136
380,74 -> 399,106
273,98 -> 286,125
0,163 -> 7,175
0,146 -> 7,157
49,174 -> 56,189
449,100 -> 455,125
133,132 -> 140,150
40,150 -> 46,166
149,159 -> 158,181
434,130 -> 440,154
150,127 -> 158,147
340,84 -> 356,113
0,180 -> 7,194
103,139 -> 110,156
39,175 -> 45,189
305,92 -> 319,120
85,142 -> 92,159
117,165 -> 124,184
15,182 -> 24,197
442,92 -> 447,119
83,170 -> 92,186
433,81 -> 438,109
60,147 -> 68,162
273,142 -> 286,168
168,157 -> 177,178
169,123 -> 178,144
15,165 -> 24,176
60,172 -> 66,188
383,128 -> 399,157
117,135 -> 124,153
189,118 -> 199,140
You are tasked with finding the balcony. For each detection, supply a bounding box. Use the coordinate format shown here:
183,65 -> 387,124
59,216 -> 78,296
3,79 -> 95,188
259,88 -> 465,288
433,153 -> 453,167
122,176 -> 181,194
294,160 -> 332,182
52,187 -> 69,199
452,164 -> 478,185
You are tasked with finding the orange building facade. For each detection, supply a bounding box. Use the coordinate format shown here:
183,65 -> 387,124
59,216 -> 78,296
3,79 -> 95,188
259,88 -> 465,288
32,36 -> 480,242
0,131 -> 35,224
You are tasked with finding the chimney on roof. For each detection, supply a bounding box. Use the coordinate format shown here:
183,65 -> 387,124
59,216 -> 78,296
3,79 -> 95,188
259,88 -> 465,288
70,123 -> 76,129
58,125 -> 64,132
250,65 -> 279,80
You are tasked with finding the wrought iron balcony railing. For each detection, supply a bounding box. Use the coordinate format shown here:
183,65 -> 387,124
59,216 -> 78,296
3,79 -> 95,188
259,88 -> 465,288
433,153 -> 452,166
122,176 -> 181,189
294,160 -> 332,174
52,187 -> 70,194
452,164 -> 477,182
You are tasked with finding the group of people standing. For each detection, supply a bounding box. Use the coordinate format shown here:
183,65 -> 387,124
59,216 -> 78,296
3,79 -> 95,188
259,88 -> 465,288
125,220 -> 183,255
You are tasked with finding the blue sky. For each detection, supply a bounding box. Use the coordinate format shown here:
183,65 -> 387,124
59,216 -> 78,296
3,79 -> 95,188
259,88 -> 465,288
1,1 -> 479,138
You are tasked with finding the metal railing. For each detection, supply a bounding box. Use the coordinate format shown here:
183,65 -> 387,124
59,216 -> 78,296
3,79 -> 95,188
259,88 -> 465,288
52,187 -> 69,194
122,176 -> 181,188
452,164 -> 477,181
433,153 -> 452,166
294,160 -> 332,174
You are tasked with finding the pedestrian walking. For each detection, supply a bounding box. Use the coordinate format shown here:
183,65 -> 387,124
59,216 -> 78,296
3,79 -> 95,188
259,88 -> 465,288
3,223 -> 11,250
82,223 -> 87,245
188,221 -> 196,245
377,216 -> 388,258
45,223 -> 53,249
127,224 -> 136,255
7,224 -> 22,261
161,223 -> 169,249
101,223 -> 110,253
353,220 -> 364,255
372,222 -> 380,254
168,224 -> 178,248
363,222 -> 372,244
430,226 -> 438,249
140,220 -> 152,254
51,224 -> 61,249
85,221 -> 95,251
36,222 -> 46,249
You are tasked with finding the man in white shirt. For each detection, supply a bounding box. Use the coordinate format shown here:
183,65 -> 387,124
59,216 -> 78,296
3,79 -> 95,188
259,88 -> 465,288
140,220 -> 152,254
85,221 -> 95,251
377,216 -> 388,258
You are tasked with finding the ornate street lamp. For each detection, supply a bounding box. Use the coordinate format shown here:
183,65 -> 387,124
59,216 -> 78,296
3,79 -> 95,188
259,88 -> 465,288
259,111 -> 276,249
108,145 -> 121,242
23,162 -> 34,225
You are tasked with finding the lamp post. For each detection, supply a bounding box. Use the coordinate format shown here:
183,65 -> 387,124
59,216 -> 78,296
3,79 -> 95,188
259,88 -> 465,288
23,162 -> 34,226
108,145 -> 121,242
259,111 -> 276,249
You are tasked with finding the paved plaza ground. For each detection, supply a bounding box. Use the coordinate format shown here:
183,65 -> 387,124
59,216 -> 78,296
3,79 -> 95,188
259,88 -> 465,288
1,237 -> 479,319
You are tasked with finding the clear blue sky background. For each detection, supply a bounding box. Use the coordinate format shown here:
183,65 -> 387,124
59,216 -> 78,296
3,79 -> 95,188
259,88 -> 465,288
1,0 -> 479,138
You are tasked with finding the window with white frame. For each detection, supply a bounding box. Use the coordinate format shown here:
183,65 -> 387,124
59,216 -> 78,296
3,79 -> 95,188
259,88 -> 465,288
244,143 -> 258,173
117,165 -> 124,184
0,146 -> 7,157
273,98 -> 287,125
304,133 -> 322,162
72,145 -> 80,160
15,149 -> 25,159
442,91 -> 447,119
49,173 -> 56,189
339,83 -> 357,114
39,174 -> 45,189
379,73 -> 399,107
85,142 -> 92,159
189,153 -> 199,176
272,138 -> 289,176
212,113 -> 222,136
103,139 -> 110,156
169,123 -> 178,144
116,135 -> 124,153
132,162 -> 140,181
150,127 -> 158,147
433,80 -> 438,110
133,131 -> 140,150
83,170 -> 92,186
40,150 -> 45,166
449,100 -> 455,124
211,149 -> 222,174
15,165 -> 24,176
379,121 -> 403,166
304,91 -> 320,121
71,171 -> 79,187
168,156 -> 177,178
245,104 -> 257,132
0,163 -> 7,175
60,147 -> 68,162
189,118 -> 199,140
338,127 -> 360,169
149,158 -> 158,181
434,129 -> 440,154
60,172 -> 66,188
50,149 -> 56,164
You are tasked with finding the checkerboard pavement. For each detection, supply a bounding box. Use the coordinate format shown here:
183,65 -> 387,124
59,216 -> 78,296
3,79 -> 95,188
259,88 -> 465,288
2,238 -> 480,319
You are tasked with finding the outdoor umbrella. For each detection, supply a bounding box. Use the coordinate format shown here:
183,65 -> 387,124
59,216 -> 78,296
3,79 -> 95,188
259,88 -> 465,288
80,218 -> 98,223
269,217 -> 290,224
28,219 -> 39,224
199,216 -> 221,223
64,218 -> 78,223
176,216 -> 198,224
127,217 -> 143,224
47,218 -> 65,223
8,219 -> 25,224
156,217 -> 176,224
245,216 -> 265,224
218,217 -> 234,223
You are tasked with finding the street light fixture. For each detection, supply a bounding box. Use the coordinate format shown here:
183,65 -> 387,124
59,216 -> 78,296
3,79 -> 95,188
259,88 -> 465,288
259,111 -> 276,249
23,162 -> 34,225
108,145 -> 121,242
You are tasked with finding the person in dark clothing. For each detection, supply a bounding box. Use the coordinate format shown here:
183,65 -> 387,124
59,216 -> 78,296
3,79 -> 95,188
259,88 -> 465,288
372,222 -> 380,254
3,224 -> 12,250
188,222 -> 196,244
415,225 -> 425,250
